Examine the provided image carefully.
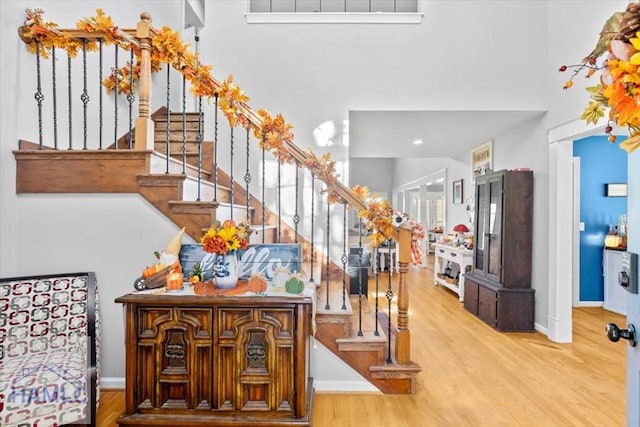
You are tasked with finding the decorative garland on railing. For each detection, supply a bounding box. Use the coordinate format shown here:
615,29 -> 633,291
352,185 -> 394,247
19,8 -> 418,247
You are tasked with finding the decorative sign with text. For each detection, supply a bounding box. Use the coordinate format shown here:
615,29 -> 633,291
179,243 -> 302,281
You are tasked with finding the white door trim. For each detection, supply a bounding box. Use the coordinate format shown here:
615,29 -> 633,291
547,119 -> 605,343
572,156 -> 581,308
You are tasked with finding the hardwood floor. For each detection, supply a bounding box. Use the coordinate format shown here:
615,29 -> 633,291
97,260 -> 626,426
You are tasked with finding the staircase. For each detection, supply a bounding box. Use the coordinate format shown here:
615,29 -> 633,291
14,11 -> 421,395
14,107 -> 419,393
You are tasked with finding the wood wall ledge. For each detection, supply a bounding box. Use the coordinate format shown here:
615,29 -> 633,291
13,149 -> 153,160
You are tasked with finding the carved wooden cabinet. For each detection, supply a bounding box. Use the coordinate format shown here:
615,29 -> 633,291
114,293 -> 314,426
463,169 -> 535,331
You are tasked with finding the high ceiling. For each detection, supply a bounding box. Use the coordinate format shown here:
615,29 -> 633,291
348,110 -> 546,159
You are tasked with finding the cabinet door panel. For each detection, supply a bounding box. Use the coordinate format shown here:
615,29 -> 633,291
464,279 -> 479,315
495,290 -> 535,331
136,307 -> 213,410
216,307 -> 296,413
478,286 -> 497,327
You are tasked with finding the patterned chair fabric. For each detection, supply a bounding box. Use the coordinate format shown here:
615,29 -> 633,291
0,272 -> 99,427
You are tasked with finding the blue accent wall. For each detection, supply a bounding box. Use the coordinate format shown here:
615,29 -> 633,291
573,135 -> 627,301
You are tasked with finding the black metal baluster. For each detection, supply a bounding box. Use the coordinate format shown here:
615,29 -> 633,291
52,46 -> 58,149
386,239 -> 394,363
196,97 -> 203,200
127,47 -> 135,149
230,126 -> 235,222
277,161 -> 282,242
244,127 -> 251,222
309,173 -> 315,283
195,31 -> 202,199
341,202 -> 347,311
325,200 -> 331,310
81,39 -> 89,150
165,65 -> 171,173
66,53 -> 73,150
113,46 -> 118,149
34,41 -> 44,149
261,142 -> 266,242
98,40 -> 103,150
181,74 -> 187,174
371,246 -> 380,337
356,215 -> 364,336
293,159 -> 300,243
213,93 -> 219,202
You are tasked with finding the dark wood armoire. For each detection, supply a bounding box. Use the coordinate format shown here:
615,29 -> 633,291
463,169 -> 535,331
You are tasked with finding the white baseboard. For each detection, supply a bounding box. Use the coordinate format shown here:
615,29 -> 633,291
576,301 -> 604,308
100,377 -> 125,389
312,380 -> 381,394
100,377 -> 380,394
99,377 -> 380,393
534,322 -> 548,336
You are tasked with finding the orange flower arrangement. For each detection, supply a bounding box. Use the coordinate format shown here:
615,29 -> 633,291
561,2 -> 640,152
200,220 -> 250,255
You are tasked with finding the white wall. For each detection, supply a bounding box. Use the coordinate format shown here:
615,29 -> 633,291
350,157 -> 394,196
0,0 -> 187,381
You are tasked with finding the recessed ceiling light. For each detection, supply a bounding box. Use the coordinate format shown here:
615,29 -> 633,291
413,139 -> 423,145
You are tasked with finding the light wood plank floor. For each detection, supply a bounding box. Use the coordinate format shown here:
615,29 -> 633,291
97,260 -> 626,426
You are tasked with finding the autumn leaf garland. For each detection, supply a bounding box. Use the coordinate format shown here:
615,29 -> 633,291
19,8 -> 398,244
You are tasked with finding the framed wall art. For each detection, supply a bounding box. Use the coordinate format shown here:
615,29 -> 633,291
471,140 -> 493,180
453,179 -> 463,204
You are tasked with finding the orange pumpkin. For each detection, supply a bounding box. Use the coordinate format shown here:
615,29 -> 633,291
142,262 -> 165,279
247,274 -> 268,293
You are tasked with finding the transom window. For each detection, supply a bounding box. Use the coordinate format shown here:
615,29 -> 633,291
249,0 -> 419,13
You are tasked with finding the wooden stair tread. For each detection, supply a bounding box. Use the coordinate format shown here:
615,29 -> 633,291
369,362 -> 421,374
336,294 -> 388,342
315,281 -> 353,317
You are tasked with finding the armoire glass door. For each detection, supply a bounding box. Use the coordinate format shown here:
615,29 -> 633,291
486,176 -> 503,281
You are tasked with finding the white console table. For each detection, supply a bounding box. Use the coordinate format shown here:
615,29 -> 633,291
433,242 -> 473,302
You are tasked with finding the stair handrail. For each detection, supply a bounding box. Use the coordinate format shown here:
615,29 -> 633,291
17,8 -> 414,365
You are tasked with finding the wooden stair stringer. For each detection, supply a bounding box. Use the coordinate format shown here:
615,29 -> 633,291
314,282 -> 420,394
14,149 -> 152,194
136,173 -> 218,240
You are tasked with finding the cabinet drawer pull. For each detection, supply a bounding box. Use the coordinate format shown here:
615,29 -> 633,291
438,249 -> 444,253
450,253 -> 457,257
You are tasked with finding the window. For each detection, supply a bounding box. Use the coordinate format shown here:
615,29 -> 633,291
250,0 -> 418,13
247,0 -> 422,24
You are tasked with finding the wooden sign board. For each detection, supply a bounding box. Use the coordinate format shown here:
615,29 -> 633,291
179,243 -> 302,281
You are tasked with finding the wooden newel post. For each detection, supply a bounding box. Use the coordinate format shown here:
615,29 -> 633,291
396,226 -> 411,364
134,12 -> 155,151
